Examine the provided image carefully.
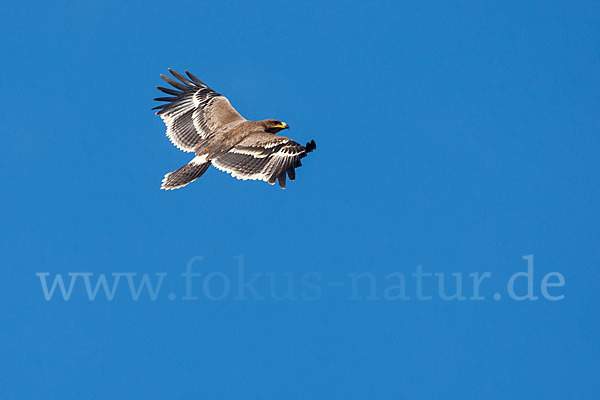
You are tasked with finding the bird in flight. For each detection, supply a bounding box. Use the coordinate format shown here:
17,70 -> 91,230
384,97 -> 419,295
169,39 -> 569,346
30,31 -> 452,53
153,69 -> 316,190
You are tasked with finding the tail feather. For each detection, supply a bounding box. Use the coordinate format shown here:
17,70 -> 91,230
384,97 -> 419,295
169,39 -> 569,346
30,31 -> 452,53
161,156 -> 211,190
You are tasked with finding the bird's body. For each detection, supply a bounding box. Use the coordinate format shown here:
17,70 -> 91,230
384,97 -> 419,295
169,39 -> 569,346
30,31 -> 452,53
153,69 -> 316,190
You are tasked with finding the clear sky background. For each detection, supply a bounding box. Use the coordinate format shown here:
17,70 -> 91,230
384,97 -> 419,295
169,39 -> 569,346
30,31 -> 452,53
1,0 -> 599,398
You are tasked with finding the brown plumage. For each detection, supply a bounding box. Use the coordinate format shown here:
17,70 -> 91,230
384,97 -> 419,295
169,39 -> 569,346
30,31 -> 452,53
153,69 -> 316,190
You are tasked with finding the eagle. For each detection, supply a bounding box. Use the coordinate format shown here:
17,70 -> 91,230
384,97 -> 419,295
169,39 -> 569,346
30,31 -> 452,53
153,69 -> 317,190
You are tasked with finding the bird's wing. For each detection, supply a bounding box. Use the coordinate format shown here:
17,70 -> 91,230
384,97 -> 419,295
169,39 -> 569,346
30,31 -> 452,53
212,132 -> 317,188
153,69 -> 245,152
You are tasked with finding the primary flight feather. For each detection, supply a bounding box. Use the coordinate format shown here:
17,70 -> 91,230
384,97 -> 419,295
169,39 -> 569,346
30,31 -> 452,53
153,69 -> 316,190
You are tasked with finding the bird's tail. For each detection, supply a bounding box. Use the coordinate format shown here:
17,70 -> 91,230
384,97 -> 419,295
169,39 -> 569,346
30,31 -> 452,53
161,155 -> 211,190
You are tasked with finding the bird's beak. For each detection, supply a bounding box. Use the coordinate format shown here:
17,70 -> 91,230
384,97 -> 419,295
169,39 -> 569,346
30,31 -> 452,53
275,122 -> 289,130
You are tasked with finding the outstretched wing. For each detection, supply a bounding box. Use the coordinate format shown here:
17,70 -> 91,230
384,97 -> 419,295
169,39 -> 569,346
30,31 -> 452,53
212,133 -> 317,188
153,69 -> 245,152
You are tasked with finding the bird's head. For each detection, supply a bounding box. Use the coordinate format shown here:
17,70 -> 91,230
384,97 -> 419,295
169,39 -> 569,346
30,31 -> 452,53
263,119 -> 289,134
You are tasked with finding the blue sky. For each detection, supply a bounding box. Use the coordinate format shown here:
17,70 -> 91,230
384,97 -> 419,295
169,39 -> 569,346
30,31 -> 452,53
1,0 -> 599,398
